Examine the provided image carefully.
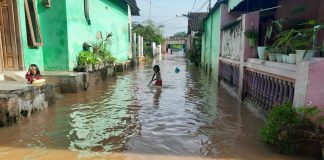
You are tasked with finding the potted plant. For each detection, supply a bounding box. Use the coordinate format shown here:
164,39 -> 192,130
276,47 -> 285,63
77,50 -> 94,72
291,28 -> 313,63
258,19 -> 284,61
108,56 -> 116,66
290,20 -> 324,62
273,28 -> 297,64
267,46 -> 277,62
244,28 -> 258,48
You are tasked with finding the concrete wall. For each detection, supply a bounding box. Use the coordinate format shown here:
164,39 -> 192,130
210,9 -> 221,79
39,0 -> 69,71
18,0 -> 130,71
201,4 -> 223,79
305,58 -> 324,109
66,0 -> 129,71
276,0 -> 321,21
18,0 -> 45,70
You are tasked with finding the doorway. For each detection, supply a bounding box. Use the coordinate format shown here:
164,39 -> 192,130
0,0 -> 21,72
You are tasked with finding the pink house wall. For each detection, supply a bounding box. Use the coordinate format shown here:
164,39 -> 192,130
275,0 -> 321,21
243,12 -> 259,61
306,58 -> 324,109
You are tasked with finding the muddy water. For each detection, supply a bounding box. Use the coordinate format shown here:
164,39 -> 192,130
0,53 -> 312,160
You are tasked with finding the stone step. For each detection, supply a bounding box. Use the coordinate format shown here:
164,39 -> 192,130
3,71 -> 27,83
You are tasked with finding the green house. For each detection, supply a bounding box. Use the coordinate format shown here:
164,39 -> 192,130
0,0 -> 139,72
201,1 -> 225,79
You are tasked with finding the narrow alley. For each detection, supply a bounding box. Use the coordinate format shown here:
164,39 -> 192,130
0,53 -> 312,160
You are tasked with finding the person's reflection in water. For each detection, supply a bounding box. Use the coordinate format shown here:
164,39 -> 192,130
153,87 -> 162,106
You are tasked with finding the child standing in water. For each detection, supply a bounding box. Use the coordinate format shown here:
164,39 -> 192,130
149,65 -> 162,86
25,64 -> 41,83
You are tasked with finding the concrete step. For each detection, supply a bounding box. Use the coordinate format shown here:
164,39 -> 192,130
3,71 -> 27,83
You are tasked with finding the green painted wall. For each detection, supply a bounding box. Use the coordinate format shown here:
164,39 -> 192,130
66,0 -> 129,70
38,0 -> 69,71
201,6 -> 221,78
201,32 -> 205,66
19,0 -> 129,71
18,0 -> 44,70
210,9 -> 221,79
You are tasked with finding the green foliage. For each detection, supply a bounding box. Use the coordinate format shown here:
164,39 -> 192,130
174,31 -> 187,38
296,107 -> 324,127
262,102 -> 304,154
244,28 -> 258,39
77,51 -> 93,66
262,102 -> 324,154
144,45 -> 153,57
171,44 -> 182,49
77,32 -> 116,69
265,19 -> 284,46
187,32 -> 202,66
133,20 -> 165,45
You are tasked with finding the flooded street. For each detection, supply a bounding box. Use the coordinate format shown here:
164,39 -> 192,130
0,53 -> 312,160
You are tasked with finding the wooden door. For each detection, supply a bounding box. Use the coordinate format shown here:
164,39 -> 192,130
0,0 -> 18,71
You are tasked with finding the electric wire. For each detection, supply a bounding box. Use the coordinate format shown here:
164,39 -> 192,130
189,0 -> 197,12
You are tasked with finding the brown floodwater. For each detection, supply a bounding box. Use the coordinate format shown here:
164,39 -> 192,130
0,53 -> 313,160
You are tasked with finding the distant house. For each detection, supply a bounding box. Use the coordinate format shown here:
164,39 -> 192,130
0,0 -> 140,72
186,12 -> 207,50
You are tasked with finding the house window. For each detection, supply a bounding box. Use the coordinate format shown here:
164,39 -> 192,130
24,0 -> 43,47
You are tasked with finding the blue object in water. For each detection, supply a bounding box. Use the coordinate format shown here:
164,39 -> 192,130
175,67 -> 180,73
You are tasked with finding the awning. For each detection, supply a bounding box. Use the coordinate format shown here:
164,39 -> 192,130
228,0 -> 244,11
228,0 -> 278,13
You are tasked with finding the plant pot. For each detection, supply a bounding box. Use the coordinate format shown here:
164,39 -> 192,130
257,46 -> 266,60
86,65 -> 93,72
288,54 -> 296,64
276,54 -> 283,63
295,50 -> 306,63
282,55 -> 288,63
99,64 -> 104,69
248,38 -> 256,48
269,53 -> 277,62
92,64 -> 99,71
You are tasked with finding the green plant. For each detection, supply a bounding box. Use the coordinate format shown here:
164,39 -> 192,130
78,51 -> 93,66
133,20 -> 165,45
272,29 -> 296,54
89,32 -> 113,62
262,102 -> 324,154
264,19 -> 284,46
244,28 -> 258,39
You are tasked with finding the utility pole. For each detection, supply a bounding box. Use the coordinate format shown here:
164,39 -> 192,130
149,0 -> 152,20
208,0 -> 211,11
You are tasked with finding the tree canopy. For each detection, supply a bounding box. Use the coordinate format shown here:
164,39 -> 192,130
132,20 -> 165,45
174,31 -> 187,37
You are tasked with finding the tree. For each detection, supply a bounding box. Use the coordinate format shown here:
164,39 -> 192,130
133,20 -> 165,45
174,31 -> 187,38
133,20 -> 165,57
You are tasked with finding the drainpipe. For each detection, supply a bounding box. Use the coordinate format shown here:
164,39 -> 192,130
84,0 -> 91,25
312,25 -> 324,50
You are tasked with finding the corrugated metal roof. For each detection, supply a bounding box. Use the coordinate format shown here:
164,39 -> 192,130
188,12 -> 208,33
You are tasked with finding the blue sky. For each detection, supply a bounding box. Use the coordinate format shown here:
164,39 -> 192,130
133,0 -> 218,37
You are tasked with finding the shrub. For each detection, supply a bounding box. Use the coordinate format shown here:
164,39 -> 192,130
262,102 -> 324,155
187,48 -> 201,66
